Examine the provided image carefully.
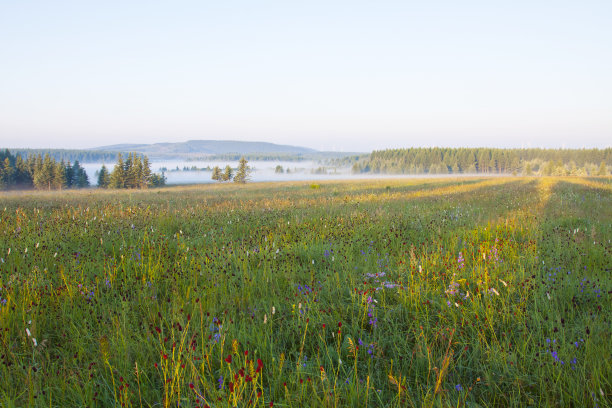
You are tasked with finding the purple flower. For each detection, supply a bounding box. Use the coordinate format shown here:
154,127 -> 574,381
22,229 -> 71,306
455,384 -> 463,391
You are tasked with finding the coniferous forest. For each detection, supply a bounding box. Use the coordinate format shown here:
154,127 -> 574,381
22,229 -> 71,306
0,150 -> 165,191
352,147 -> 611,176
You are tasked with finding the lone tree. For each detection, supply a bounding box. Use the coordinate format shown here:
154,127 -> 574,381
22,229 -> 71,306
233,157 -> 251,183
211,166 -> 222,182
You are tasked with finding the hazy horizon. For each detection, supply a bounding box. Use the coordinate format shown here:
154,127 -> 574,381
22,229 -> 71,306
1,1 -> 611,151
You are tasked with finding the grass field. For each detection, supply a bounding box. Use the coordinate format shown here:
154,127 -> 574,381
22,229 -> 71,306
0,177 -> 610,407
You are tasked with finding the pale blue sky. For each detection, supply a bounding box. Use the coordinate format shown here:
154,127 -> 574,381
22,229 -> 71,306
1,0 -> 610,151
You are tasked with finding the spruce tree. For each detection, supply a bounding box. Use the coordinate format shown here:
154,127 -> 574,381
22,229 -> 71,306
33,154 -> 55,190
233,157 -> 250,183
97,165 -> 111,188
64,160 -> 74,188
141,156 -> 152,188
110,154 -> 126,188
211,166 -> 222,182
222,165 -> 233,182
598,161 -> 607,176
52,161 -> 67,190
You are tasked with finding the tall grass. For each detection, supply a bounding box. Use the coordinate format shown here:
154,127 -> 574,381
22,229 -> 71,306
0,177 -> 609,407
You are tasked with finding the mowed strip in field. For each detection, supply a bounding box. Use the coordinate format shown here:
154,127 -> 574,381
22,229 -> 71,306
0,177 -> 609,407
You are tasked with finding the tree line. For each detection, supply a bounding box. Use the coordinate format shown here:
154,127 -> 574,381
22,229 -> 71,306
0,149 -> 89,190
352,147 -> 611,176
9,148 -> 120,163
0,150 -> 165,191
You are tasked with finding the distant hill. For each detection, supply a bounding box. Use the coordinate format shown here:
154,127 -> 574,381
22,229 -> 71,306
94,140 -> 317,158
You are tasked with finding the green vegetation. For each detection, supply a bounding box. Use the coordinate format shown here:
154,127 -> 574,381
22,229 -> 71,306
353,147 -> 612,175
211,158 -> 251,183
0,149 -> 89,191
105,153 -> 165,189
233,158 -> 251,184
0,178 -> 610,407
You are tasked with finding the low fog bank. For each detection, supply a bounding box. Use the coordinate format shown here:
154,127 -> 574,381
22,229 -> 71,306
81,160 -> 499,186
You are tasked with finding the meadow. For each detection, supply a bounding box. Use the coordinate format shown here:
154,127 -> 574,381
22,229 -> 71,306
0,177 -> 609,407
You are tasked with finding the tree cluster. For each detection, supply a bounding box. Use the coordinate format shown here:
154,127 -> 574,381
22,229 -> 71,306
98,152 -> 165,189
353,147 -> 611,176
0,149 -> 89,191
211,157 -> 251,183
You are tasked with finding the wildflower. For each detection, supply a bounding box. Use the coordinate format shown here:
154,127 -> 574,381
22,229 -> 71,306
455,384 -> 463,391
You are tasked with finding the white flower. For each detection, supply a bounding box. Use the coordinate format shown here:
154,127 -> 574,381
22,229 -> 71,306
26,328 -> 31,337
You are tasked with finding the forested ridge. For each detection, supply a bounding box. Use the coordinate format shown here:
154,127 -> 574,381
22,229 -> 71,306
353,147 -> 611,175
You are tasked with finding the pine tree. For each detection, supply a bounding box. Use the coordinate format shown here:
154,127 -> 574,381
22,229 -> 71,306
52,161 -> 67,190
127,154 -> 143,188
211,166 -> 222,182
64,161 -> 74,188
71,161 -> 83,187
149,172 -> 166,187
598,161 -> 607,176
75,163 -> 89,188
33,154 -> 55,190
233,157 -> 251,183
141,156 -> 152,188
97,165 -> 111,188
0,158 -> 14,189
222,165 -> 233,182
110,154 -> 126,188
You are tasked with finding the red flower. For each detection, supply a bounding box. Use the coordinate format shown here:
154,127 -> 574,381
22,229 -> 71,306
225,355 -> 232,364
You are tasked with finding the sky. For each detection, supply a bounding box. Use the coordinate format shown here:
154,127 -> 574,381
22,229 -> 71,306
0,0 -> 611,152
